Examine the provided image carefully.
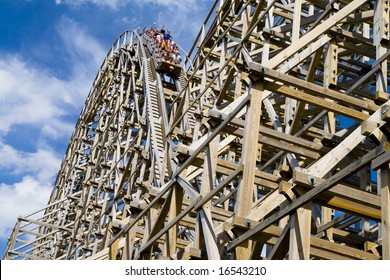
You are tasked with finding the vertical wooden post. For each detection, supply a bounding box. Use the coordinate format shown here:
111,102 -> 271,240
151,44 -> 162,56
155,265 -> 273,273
291,0 -> 302,43
379,165 -> 390,259
288,202 -> 312,260
261,0 -> 274,65
235,81 -> 263,259
324,40 -> 338,134
286,0 -> 312,260
322,207 -> 334,241
200,136 -> 220,259
109,239 -> 119,260
360,167 -> 371,237
374,0 -> 389,93
167,186 -> 184,256
375,0 -> 389,259
284,0 -> 301,140
317,39 -> 338,243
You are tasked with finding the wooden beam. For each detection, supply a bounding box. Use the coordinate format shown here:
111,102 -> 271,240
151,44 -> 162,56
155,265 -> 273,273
267,221 -> 290,260
289,202 -> 312,260
235,82 -> 263,259
263,81 -> 369,121
379,166 -> 390,259
265,0 -> 368,69
251,64 -> 379,113
227,146 -> 384,251
293,172 -> 381,220
229,217 -> 379,260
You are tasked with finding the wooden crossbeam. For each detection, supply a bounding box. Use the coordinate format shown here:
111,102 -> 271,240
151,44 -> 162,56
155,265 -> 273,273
227,146 -> 384,251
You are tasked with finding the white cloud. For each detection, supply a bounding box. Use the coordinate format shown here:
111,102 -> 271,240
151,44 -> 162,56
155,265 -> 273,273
55,0 -> 214,13
55,0 -> 128,9
0,142 -> 61,183
134,0 -> 213,50
0,16 -> 106,242
54,0 -> 213,51
41,119 -> 75,140
0,56 -> 71,134
0,176 -> 52,239
55,0 -> 196,10
135,0 -> 199,11
57,16 -> 106,70
0,54 -> 91,144
0,17 -> 105,137
0,140 -> 62,240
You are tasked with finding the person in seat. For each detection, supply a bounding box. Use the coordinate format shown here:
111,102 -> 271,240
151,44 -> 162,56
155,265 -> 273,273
163,30 -> 172,42
162,50 -> 173,63
171,50 -> 182,65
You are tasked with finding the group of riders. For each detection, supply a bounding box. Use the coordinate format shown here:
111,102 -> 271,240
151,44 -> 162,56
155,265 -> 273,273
145,27 -> 182,66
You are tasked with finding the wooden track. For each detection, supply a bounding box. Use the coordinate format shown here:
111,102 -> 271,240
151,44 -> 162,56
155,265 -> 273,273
3,0 -> 390,260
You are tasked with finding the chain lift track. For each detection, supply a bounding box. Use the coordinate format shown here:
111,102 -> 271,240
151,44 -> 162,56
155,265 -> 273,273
3,0 -> 390,260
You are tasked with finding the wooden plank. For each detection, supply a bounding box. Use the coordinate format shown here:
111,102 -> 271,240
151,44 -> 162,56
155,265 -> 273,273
235,82 -> 263,259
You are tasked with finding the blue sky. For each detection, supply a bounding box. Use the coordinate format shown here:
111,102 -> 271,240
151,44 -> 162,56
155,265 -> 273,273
0,0 -> 213,258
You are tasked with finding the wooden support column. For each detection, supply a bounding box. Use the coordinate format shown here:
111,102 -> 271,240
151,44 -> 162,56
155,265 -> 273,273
289,202 -> 311,260
378,164 -> 390,259
261,0 -> 274,64
291,0 -> 302,43
289,47 -> 323,135
166,185 -> 184,256
320,39 -> 338,241
199,136 -> 220,259
373,148 -> 390,260
122,226 -> 136,260
284,0 -> 301,135
235,81 -> 263,259
324,40 -> 338,134
374,0 -> 389,93
360,167 -> 371,238
109,239 -> 119,260
321,206 -> 334,241
375,0 -> 389,259
283,0 -> 302,176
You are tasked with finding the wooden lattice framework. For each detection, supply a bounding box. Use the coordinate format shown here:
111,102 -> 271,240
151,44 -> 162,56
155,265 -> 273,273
3,0 -> 390,260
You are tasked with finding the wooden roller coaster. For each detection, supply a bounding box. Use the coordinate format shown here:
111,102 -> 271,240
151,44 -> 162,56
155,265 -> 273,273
3,0 -> 390,260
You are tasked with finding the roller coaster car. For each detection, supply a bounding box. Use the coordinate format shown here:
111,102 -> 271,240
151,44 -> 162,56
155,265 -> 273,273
155,60 -> 181,77
141,33 -> 182,77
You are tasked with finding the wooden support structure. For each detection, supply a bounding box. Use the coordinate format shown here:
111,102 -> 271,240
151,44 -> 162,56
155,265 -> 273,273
3,0 -> 390,260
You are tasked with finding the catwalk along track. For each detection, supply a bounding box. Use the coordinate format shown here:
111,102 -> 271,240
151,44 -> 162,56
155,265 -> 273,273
4,0 -> 390,260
